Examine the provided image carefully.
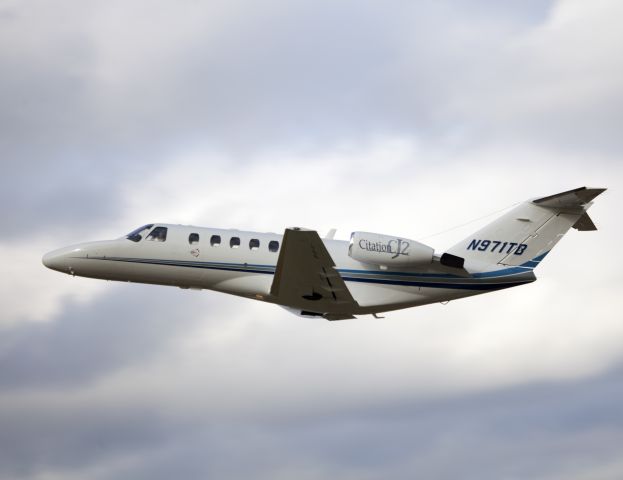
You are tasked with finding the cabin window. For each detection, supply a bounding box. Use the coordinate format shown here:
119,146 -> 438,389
230,237 -> 240,248
146,226 -> 167,242
269,240 -> 279,252
249,238 -> 260,250
210,235 -> 221,246
126,224 -> 154,242
189,233 -> 200,244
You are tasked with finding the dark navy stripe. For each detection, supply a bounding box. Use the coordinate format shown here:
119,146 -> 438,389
473,266 -> 532,278
86,256 -> 533,292
94,256 -> 274,275
337,268 -> 463,279
90,249 -> 550,282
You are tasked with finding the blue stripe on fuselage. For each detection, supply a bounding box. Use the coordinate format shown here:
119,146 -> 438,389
84,255 -> 537,291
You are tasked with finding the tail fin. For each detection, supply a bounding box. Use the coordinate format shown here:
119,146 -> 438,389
446,187 -> 606,268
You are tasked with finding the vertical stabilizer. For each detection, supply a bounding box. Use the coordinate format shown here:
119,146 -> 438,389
446,187 -> 606,268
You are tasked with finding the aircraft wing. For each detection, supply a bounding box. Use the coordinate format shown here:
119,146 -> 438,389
270,228 -> 359,320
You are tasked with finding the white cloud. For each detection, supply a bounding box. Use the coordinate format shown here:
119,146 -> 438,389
0,241 -> 104,325
446,0 -> 623,151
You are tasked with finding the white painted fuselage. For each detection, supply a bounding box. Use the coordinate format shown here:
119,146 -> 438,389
42,224 -> 534,317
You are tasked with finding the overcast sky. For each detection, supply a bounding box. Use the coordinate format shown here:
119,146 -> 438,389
1,0 -> 622,478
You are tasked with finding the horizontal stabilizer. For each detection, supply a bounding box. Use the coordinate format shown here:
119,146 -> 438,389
533,187 -> 606,209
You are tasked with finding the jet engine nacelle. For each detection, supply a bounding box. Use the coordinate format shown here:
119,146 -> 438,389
348,231 -> 434,267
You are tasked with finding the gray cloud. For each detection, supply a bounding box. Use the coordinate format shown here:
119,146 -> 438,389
0,284 -> 209,389
2,359 -> 622,479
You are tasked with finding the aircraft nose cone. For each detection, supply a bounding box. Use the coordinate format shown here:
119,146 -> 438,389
42,249 -> 65,272
42,251 -> 52,268
42,246 -> 81,274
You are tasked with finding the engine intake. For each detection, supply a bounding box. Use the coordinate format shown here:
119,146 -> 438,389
348,231 -> 434,268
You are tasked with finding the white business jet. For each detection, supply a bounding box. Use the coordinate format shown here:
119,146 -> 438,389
43,187 -> 605,320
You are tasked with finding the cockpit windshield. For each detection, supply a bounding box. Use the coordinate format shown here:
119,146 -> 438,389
126,224 -> 154,242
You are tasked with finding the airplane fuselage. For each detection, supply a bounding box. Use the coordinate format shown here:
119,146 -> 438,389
43,223 -> 536,317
